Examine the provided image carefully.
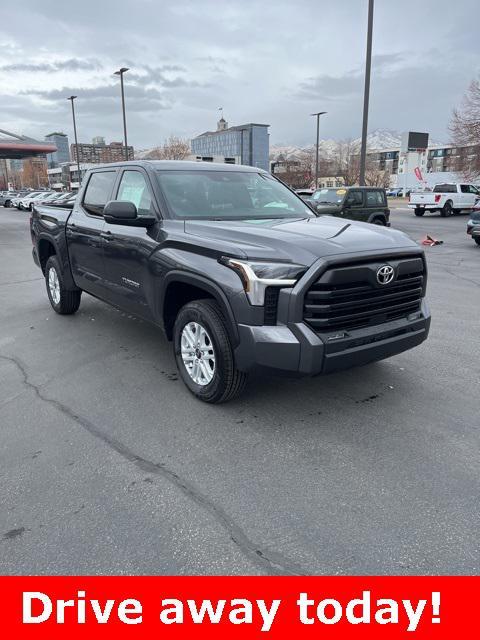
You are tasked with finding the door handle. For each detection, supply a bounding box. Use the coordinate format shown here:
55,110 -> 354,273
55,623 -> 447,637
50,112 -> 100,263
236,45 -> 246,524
100,231 -> 114,241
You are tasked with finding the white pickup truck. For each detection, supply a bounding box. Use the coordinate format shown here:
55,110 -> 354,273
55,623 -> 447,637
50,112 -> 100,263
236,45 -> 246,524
409,183 -> 480,217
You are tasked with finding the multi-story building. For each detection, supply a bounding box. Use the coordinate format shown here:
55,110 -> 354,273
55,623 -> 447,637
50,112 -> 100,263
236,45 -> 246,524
191,118 -> 270,171
45,132 -> 70,167
71,139 -> 134,164
47,162 -> 97,190
365,132 -> 479,188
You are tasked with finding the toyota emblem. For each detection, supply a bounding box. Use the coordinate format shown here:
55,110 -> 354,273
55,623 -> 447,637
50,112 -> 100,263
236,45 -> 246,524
376,265 -> 395,285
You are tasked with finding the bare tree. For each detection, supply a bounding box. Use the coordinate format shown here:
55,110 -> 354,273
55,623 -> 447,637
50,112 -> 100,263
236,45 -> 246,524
449,78 -> 480,180
364,159 -> 391,187
144,136 -> 191,161
333,139 -> 361,186
22,158 -> 48,189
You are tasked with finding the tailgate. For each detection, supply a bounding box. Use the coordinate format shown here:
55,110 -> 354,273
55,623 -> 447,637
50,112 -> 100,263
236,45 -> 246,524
410,193 -> 435,205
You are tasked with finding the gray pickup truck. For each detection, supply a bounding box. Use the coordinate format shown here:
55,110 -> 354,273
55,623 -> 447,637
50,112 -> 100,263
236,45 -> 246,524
30,161 -> 431,403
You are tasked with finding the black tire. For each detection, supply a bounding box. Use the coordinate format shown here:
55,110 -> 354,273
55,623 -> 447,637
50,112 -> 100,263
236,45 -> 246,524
4,200 -> 11,208
414,208 -> 425,217
441,201 -> 453,217
475,238 -> 480,246
45,255 -> 81,315
372,217 -> 386,225
173,299 -> 247,403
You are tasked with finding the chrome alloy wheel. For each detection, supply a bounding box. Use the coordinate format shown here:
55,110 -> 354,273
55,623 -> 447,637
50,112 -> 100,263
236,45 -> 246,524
48,266 -> 60,305
180,321 -> 215,386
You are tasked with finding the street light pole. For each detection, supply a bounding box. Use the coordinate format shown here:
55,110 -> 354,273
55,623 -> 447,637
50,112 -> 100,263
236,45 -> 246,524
114,67 -> 130,160
67,95 -> 81,188
359,0 -> 374,186
311,111 -> 326,189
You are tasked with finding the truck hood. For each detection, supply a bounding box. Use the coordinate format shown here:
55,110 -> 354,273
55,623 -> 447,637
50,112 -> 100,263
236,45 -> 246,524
184,216 -> 417,265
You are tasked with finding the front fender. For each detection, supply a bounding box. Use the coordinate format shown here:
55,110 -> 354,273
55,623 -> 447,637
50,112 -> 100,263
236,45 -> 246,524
161,270 -> 240,346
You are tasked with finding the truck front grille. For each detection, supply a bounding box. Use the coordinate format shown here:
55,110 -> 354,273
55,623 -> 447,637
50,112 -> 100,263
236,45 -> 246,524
303,256 -> 425,333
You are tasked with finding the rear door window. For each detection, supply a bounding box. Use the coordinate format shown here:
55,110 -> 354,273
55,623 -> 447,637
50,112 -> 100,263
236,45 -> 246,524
366,190 -> 386,206
434,184 -> 456,193
83,171 -> 117,216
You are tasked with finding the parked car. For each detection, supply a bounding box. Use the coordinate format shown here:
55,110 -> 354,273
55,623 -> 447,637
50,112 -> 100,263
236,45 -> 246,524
308,186 -> 390,226
33,193 -> 76,210
467,208 -> 480,246
409,183 -> 480,217
12,191 -> 40,209
0,191 -> 23,207
36,192 -> 65,204
19,191 -> 54,210
31,161 -> 430,403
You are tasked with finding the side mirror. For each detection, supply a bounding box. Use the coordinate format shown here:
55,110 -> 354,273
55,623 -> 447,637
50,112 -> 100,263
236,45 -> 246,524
103,201 -> 156,227
104,200 -> 137,221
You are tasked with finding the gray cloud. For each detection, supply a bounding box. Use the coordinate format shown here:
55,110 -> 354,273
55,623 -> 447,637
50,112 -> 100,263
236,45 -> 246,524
0,58 -> 101,72
128,65 -> 205,89
22,83 -> 171,115
0,0 -> 479,147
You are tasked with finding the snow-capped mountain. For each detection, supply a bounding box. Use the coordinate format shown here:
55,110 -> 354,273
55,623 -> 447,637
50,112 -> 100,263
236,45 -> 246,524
354,128 -> 401,150
270,129 -> 402,161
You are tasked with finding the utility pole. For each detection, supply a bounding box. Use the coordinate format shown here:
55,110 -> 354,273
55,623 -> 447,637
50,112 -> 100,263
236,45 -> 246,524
67,96 -> 81,188
311,112 -> 327,189
114,67 -> 130,160
359,0 -> 374,186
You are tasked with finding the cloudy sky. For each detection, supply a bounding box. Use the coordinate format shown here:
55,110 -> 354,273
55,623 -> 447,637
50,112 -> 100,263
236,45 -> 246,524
1,0 -> 479,149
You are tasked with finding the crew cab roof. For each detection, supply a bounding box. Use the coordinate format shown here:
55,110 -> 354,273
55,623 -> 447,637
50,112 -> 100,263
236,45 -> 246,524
85,160 -> 267,173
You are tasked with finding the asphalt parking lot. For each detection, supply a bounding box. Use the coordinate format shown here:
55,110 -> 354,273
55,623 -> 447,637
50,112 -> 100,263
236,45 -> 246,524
0,206 -> 478,576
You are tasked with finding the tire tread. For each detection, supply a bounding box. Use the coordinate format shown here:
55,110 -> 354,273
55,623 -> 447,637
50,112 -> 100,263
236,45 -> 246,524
174,298 -> 247,403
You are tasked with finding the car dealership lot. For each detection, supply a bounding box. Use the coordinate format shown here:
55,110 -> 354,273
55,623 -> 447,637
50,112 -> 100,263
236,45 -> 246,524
0,208 -> 478,575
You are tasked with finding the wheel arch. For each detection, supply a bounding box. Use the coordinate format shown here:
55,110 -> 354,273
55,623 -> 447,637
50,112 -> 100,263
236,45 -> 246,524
36,232 -> 79,290
37,237 -> 58,274
161,272 -> 239,346
367,212 -> 387,225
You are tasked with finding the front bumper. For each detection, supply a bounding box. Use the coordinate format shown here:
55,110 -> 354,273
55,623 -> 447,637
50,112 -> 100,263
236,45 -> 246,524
467,222 -> 480,237
235,299 -> 430,375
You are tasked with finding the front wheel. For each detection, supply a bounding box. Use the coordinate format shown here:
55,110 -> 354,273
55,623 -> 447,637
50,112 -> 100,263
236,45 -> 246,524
45,255 -> 81,314
173,299 -> 247,403
414,208 -> 425,217
475,237 -> 480,246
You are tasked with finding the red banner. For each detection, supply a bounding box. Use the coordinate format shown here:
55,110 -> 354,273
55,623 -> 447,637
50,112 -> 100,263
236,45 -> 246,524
414,166 -> 423,181
0,576 -> 477,637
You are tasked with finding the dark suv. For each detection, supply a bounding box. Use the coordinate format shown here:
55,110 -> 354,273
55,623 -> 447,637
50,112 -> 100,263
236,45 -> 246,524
31,161 -> 429,403
306,186 -> 390,226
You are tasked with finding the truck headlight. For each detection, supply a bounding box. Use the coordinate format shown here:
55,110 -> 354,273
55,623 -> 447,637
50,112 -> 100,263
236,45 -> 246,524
219,257 -> 306,305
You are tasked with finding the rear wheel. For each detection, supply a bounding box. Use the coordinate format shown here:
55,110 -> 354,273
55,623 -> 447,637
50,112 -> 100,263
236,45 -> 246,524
4,199 -> 11,208
372,217 -> 386,226
441,201 -> 453,217
173,299 -> 247,403
45,255 -> 81,314
414,208 -> 425,217
475,238 -> 480,246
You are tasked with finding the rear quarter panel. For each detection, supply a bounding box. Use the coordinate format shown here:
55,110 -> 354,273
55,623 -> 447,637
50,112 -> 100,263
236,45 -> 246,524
31,204 -> 78,289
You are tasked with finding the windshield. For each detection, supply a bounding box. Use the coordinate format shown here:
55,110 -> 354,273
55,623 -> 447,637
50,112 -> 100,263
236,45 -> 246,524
156,170 -> 314,220
312,188 -> 347,204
